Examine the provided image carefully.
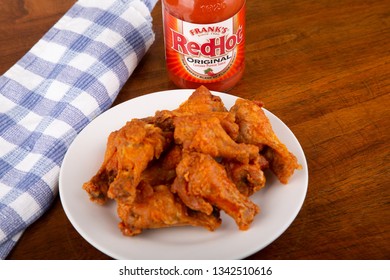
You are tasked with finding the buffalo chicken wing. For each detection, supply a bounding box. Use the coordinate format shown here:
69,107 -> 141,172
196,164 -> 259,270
230,99 -> 301,184
172,152 -> 259,230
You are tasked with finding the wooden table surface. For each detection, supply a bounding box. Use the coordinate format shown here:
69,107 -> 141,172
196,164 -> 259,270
2,0 -> 389,260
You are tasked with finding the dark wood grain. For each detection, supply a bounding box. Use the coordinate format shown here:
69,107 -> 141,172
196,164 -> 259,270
2,0 -> 389,260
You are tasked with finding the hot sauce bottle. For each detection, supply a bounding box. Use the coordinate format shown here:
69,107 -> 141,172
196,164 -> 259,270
162,0 -> 246,91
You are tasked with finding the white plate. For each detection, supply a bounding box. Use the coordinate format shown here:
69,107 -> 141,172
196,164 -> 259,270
59,89 -> 308,260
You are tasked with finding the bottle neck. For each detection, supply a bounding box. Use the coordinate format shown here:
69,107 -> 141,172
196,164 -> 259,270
163,0 -> 245,23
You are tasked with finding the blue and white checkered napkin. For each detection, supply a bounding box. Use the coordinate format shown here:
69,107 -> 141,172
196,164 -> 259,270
0,0 -> 157,259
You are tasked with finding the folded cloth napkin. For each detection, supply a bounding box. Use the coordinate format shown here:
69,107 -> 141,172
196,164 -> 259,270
0,0 -> 158,259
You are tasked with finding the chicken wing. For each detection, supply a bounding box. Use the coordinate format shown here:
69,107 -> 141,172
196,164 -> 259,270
230,99 -> 301,184
172,152 -> 259,230
174,114 -> 259,163
83,119 -> 172,204
176,85 -> 227,114
82,129 -> 120,204
223,153 -> 269,197
139,144 -> 182,187
117,183 -> 221,236
144,85 -> 239,139
174,85 -> 239,139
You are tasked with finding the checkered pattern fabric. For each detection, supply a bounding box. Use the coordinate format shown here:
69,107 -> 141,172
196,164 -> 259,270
0,0 -> 157,259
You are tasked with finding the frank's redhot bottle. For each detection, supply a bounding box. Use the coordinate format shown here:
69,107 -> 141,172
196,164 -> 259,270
162,0 -> 246,91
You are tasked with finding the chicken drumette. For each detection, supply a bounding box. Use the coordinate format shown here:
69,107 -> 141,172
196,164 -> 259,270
118,183 -> 221,236
82,119 -> 172,204
172,152 -> 259,230
174,114 -> 259,164
230,99 -> 301,184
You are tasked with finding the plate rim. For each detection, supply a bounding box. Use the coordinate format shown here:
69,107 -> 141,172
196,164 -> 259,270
59,89 -> 308,260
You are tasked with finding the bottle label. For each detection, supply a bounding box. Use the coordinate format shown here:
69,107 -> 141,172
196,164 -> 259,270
163,5 -> 245,83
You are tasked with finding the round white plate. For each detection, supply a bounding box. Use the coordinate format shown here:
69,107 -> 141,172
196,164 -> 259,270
59,89 -> 308,260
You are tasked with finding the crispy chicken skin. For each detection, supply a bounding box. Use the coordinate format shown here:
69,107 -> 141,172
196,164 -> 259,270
230,99 -> 301,184
172,152 -> 260,230
118,184 -> 221,236
83,119 -> 172,204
